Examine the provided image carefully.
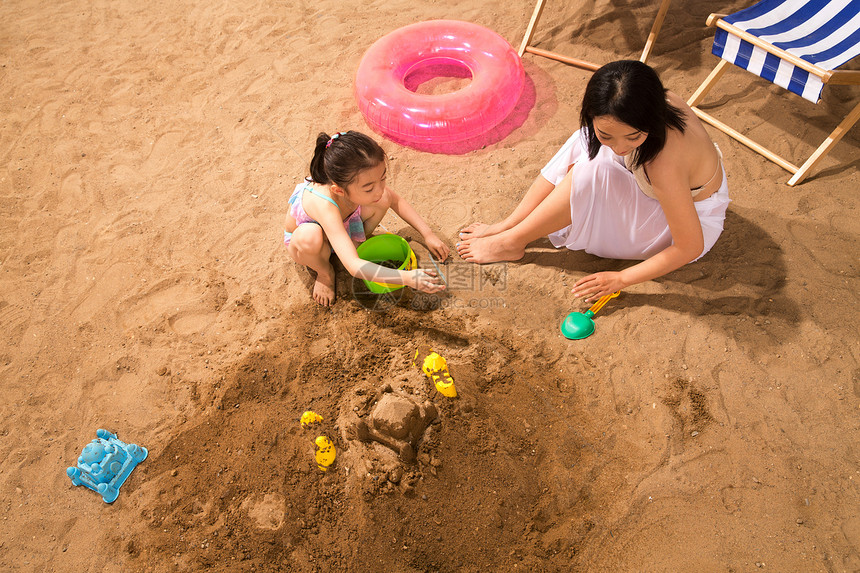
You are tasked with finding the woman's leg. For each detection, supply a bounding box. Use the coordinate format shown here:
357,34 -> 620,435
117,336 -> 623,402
457,168 -> 575,263
460,174 -> 557,239
461,129 -> 585,240
287,224 -> 336,306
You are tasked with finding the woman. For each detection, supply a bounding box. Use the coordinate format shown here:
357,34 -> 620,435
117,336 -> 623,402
456,60 -> 730,302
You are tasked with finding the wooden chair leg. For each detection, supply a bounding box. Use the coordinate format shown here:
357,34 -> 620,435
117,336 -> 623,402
690,59 -> 800,175
788,99 -> 860,186
519,0 -> 547,57
689,59 -> 860,186
521,0 -> 673,70
640,0 -> 672,64
687,59 -> 729,107
692,106 -> 800,173
521,46 -> 601,71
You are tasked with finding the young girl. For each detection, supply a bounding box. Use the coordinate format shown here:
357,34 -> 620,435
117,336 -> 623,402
284,130 -> 449,306
456,60 -> 730,302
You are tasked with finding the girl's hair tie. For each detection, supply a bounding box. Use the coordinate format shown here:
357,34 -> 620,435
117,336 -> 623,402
325,131 -> 347,149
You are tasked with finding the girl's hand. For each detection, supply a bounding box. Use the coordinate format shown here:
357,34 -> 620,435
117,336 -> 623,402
407,269 -> 446,294
572,271 -> 625,302
424,234 -> 450,262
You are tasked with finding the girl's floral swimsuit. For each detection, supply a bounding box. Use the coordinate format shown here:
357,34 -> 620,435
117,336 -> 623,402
283,180 -> 366,246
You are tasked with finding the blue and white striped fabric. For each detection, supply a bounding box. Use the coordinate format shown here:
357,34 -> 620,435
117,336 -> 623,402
712,0 -> 860,102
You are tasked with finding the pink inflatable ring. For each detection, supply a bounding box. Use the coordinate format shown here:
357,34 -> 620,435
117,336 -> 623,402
355,20 -> 525,145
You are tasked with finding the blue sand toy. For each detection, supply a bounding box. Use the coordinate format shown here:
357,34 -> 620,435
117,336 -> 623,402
67,429 -> 148,503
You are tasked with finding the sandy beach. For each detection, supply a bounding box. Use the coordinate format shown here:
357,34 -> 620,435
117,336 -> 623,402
1,0 -> 859,571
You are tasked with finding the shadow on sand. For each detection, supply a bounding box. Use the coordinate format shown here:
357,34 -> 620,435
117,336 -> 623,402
522,210 -> 801,332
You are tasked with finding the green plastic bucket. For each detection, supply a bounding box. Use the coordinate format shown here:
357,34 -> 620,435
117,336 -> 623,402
356,234 -> 417,294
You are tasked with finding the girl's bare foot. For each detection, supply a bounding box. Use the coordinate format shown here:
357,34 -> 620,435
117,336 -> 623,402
456,233 -> 525,263
312,263 -> 336,306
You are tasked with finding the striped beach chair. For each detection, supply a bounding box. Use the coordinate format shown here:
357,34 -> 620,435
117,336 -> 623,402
688,0 -> 860,185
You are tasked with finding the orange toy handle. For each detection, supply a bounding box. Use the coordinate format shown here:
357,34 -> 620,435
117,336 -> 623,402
588,291 -> 620,315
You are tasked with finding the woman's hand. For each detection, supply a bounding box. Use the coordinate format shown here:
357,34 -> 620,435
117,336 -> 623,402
572,271 -> 626,302
424,233 -> 450,262
407,269 -> 446,294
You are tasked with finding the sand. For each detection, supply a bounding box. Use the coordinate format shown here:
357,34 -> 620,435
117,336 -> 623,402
1,0 -> 859,571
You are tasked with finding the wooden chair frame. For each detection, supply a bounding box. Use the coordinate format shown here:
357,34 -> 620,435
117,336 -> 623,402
518,0 -> 673,70
688,13 -> 860,186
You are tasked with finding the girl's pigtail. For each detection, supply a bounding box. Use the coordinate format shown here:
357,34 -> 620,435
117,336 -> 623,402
308,132 -> 331,184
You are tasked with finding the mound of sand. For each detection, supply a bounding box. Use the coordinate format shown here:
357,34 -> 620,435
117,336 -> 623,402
1,0 -> 858,571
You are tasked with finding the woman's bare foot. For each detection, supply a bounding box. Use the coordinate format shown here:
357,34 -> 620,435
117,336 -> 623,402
459,222 -> 489,239
458,222 -> 504,240
456,233 -> 525,263
312,263 -> 336,306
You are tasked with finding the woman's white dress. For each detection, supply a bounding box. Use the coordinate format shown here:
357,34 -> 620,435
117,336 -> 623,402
541,129 -> 730,261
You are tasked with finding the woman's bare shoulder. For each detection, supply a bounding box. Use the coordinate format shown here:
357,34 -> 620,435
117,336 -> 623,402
650,129 -> 700,189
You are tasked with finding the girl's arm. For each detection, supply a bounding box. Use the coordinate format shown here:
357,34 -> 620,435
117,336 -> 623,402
386,189 -> 450,260
310,198 -> 445,294
572,163 -> 705,301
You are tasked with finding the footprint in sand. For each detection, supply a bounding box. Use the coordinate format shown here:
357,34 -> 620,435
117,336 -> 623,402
140,131 -> 184,178
241,493 -> 286,530
661,378 -> 714,435
841,516 -> 860,556
58,170 -> 88,215
0,302 -> 28,347
787,219 -> 859,277
430,197 -> 471,233
117,274 -> 226,335
168,310 -> 219,336
69,261 -> 139,324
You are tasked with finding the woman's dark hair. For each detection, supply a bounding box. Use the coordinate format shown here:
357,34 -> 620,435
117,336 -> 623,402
580,60 -> 686,168
308,130 -> 386,188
